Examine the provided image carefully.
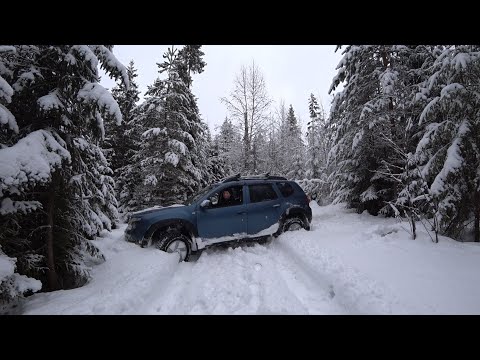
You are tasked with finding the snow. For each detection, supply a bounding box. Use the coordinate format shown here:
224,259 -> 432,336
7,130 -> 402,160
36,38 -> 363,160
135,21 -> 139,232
0,75 -> 14,103
440,83 -> 465,99
0,198 -> 42,215
430,120 -> 470,195
168,139 -> 187,156
164,152 -> 179,167
142,127 -> 167,138
379,69 -> 397,95
38,90 -> 63,110
359,185 -> 378,202
11,273 -> 42,294
0,248 -> 42,296
0,252 -> 15,280
196,222 -> 280,250
351,129 -> 364,151
0,103 -> 18,133
12,68 -> 42,92
453,52 -> 470,71
132,203 -> 185,216
70,46 -> 98,75
19,202 -> 480,315
419,96 -> 439,124
143,174 -> 157,186
90,45 -> 130,89
0,130 -> 70,197
77,82 -> 122,125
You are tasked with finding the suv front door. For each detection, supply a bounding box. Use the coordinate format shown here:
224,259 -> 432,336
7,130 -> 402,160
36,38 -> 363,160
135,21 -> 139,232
197,184 -> 247,240
246,183 -> 282,235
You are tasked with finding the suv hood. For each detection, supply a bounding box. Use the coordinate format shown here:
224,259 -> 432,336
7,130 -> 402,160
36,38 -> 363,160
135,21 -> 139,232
131,204 -> 187,218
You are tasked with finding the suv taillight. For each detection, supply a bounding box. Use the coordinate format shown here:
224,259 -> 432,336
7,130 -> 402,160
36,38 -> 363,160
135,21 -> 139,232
306,195 -> 311,204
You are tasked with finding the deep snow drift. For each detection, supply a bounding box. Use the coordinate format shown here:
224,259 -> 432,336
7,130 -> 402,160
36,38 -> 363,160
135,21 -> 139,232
21,202 -> 480,314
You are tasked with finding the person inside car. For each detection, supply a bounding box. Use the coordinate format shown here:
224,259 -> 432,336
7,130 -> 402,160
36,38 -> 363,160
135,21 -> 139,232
221,189 -> 235,206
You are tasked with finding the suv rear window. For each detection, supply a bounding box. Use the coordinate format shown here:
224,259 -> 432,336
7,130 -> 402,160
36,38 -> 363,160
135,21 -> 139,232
248,184 -> 278,203
276,182 -> 294,197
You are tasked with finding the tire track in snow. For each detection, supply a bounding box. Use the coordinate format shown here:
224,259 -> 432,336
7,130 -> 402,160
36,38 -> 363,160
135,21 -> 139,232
266,240 -> 348,314
146,244 -> 312,314
274,231 -> 406,315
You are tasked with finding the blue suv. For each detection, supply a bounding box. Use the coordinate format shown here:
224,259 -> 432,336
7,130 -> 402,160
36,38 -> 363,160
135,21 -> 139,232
125,174 -> 312,261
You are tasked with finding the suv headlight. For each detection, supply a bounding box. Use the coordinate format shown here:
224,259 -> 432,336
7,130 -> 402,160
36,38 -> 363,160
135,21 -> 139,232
126,217 -> 141,231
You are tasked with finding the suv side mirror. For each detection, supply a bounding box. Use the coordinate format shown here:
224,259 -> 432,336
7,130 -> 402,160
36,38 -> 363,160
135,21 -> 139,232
210,194 -> 219,205
200,199 -> 211,208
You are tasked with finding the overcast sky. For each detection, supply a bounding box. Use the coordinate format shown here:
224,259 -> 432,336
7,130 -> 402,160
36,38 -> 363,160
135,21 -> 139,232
100,45 -> 343,134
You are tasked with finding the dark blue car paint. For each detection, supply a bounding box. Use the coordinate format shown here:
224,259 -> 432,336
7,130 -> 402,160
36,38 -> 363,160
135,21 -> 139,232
125,179 -> 312,252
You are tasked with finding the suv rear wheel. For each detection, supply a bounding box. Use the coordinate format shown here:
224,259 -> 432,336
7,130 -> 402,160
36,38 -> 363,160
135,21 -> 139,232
154,231 -> 191,262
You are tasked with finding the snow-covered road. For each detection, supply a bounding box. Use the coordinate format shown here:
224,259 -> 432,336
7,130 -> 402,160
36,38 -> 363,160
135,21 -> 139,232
22,202 -> 480,314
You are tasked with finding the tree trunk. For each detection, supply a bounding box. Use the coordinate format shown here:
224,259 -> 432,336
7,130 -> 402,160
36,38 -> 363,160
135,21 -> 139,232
253,140 -> 258,173
475,190 -> 480,242
244,112 -> 249,172
410,212 -> 416,240
46,187 -> 58,291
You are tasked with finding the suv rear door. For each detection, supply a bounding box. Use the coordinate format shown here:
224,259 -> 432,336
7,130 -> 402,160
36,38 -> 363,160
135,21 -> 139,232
245,182 -> 282,235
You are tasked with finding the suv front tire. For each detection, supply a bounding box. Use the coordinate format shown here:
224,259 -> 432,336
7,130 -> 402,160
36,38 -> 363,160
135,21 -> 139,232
154,231 -> 191,262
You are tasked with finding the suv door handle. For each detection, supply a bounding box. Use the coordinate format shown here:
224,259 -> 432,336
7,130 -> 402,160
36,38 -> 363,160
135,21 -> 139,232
272,204 -> 280,208
237,211 -> 247,215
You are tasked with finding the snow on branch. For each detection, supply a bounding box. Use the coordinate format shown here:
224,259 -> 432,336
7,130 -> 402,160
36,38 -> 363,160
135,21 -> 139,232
0,75 -> 14,103
0,198 -> 42,215
38,89 -> 64,111
70,45 -> 99,76
0,104 -> 18,133
90,45 -> 130,89
0,130 -> 70,197
77,83 -> 122,125
430,120 -> 470,195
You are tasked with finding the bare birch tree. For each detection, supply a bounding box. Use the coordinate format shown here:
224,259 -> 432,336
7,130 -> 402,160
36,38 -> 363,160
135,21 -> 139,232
221,60 -> 272,173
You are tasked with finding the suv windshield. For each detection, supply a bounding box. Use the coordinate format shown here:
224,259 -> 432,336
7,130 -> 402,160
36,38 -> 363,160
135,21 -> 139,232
184,184 -> 216,205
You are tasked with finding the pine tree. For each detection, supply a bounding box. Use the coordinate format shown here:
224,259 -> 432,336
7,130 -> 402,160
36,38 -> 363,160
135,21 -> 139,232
285,105 -> 305,180
0,45 -> 127,292
306,94 -> 323,179
176,45 -> 206,89
133,46 -> 206,208
328,45 -> 415,215
215,117 -> 242,174
204,126 -> 231,182
106,60 -> 141,216
410,45 -> 480,240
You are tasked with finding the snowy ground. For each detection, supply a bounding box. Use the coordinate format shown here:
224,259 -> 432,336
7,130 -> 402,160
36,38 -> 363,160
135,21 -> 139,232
21,202 -> 480,315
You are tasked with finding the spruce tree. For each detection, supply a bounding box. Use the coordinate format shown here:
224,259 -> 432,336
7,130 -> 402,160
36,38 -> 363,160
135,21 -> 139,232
106,60 -> 141,216
410,45 -> 480,240
285,105 -> 305,180
133,46 -> 206,208
0,45 -> 127,292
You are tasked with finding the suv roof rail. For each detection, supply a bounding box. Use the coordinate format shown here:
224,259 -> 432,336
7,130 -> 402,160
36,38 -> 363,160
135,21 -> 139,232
221,173 -> 241,183
221,173 -> 287,183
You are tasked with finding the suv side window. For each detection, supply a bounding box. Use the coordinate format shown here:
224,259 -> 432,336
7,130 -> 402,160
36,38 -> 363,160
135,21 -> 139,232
276,182 -> 294,197
210,185 -> 243,208
248,184 -> 278,203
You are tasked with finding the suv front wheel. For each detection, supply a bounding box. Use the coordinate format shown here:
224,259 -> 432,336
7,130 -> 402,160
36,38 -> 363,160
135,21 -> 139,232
154,231 -> 191,262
